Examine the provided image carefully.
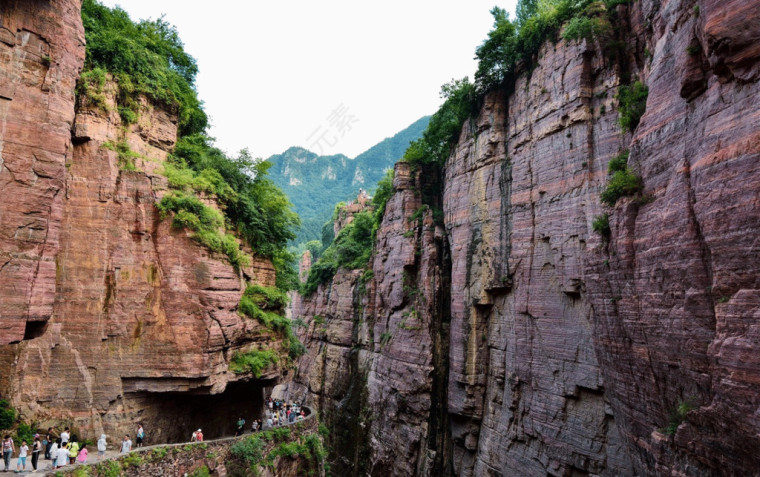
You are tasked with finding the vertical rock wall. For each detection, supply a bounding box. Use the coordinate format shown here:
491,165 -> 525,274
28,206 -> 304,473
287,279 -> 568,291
291,1 -> 760,476
0,1 -> 285,443
444,36 -> 634,476
587,0 -> 760,475
0,0 -> 84,346
285,162 -> 451,476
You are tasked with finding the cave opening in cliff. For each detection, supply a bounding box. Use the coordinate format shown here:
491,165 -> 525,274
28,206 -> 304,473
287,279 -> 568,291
123,379 -> 272,444
23,321 -> 47,340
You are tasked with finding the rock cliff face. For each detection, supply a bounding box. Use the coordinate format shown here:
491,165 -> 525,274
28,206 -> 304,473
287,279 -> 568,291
0,0 -> 84,346
284,161 -> 451,476
289,1 -> 760,476
0,0 -> 283,443
587,0 -> 760,475
1,0 -> 758,475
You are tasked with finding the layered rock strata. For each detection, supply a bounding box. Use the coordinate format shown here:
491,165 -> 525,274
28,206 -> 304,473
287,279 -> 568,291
0,0 -> 85,345
0,1 -> 283,443
587,0 -> 760,475
283,162 -> 452,476
288,1 -> 760,476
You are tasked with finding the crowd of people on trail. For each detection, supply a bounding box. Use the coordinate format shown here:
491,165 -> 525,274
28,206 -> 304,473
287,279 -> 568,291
1,398 -> 307,472
0,423 -> 146,473
190,397 -> 307,443
2,426 -> 90,473
262,397 -> 306,430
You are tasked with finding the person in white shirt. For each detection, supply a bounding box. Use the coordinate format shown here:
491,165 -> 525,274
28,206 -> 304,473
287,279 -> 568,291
49,440 -> 58,468
16,440 -> 28,471
120,435 -> 132,454
97,434 -> 107,459
60,428 -> 70,446
56,442 -> 69,468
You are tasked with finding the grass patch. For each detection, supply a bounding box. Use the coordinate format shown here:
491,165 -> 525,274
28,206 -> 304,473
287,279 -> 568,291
229,349 -> 279,377
608,149 -> 629,174
243,285 -> 288,311
102,139 -> 140,171
95,460 -> 122,477
121,452 -> 143,468
157,192 -> 249,270
664,400 -> 694,435
189,465 -> 211,477
77,67 -> 108,111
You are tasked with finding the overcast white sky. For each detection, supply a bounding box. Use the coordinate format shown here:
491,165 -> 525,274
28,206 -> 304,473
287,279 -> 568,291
101,1 -> 517,159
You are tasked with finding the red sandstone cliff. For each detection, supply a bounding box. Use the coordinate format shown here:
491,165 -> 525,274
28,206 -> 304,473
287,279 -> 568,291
288,1 -> 760,476
1,0 -> 759,475
0,0 -> 284,443
0,0 -> 84,346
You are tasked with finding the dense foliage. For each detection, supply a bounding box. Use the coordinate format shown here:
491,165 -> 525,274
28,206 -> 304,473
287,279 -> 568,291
601,167 -> 642,205
301,211 -> 375,296
403,78 -> 477,167
230,428 -> 326,476
616,80 -> 649,132
371,169 -> 395,230
474,0 -> 632,92
81,0 -> 206,135
0,399 -> 15,429
237,285 -> 305,360
229,349 -> 279,377
81,1 -> 300,291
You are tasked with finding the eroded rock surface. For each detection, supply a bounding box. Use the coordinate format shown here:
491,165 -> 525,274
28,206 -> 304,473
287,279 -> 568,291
289,1 -> 760,476
0,1 -> 283,443
0,0 -> 84,345
587,0 -> 760,475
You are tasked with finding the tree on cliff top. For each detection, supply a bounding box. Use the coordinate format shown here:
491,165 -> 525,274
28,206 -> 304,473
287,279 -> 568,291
81,0 -> 207,136
81,0 -> 300,290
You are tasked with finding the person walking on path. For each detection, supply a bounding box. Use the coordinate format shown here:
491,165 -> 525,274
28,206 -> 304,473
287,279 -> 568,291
136,424 -> 145,448
97,434 -> 107,460
120,435 -> 132,454
68,438 -> 79,465
235,417 -> 245,436
31,435 -> 41,471
77,444 -> 88,464
49,440 -> 59,468
16,439 -> 28,471
196,429 -> 204,442
2,435 -> 14,471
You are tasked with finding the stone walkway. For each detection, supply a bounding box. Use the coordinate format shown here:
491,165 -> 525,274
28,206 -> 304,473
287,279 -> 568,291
4,406 -> 315,476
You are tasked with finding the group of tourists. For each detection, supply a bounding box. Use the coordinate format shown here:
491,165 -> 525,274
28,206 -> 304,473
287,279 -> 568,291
2,398 -> 307,472
0,423 -> 143,473
198,397 -> 307,443
2,427 -> 90,472
263,397 -> 306,429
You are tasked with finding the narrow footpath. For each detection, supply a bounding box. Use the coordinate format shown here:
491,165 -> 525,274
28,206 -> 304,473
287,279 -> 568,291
4,407 -> 313,476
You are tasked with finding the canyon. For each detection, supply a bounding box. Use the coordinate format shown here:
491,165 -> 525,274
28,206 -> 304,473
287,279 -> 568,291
0,0 -> 759,476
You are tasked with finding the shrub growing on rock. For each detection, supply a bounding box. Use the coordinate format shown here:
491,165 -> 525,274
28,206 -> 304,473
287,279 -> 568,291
616,81 -> 649,132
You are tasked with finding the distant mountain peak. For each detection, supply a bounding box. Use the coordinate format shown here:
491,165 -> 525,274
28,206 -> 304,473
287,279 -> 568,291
266,116 -> 431,245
